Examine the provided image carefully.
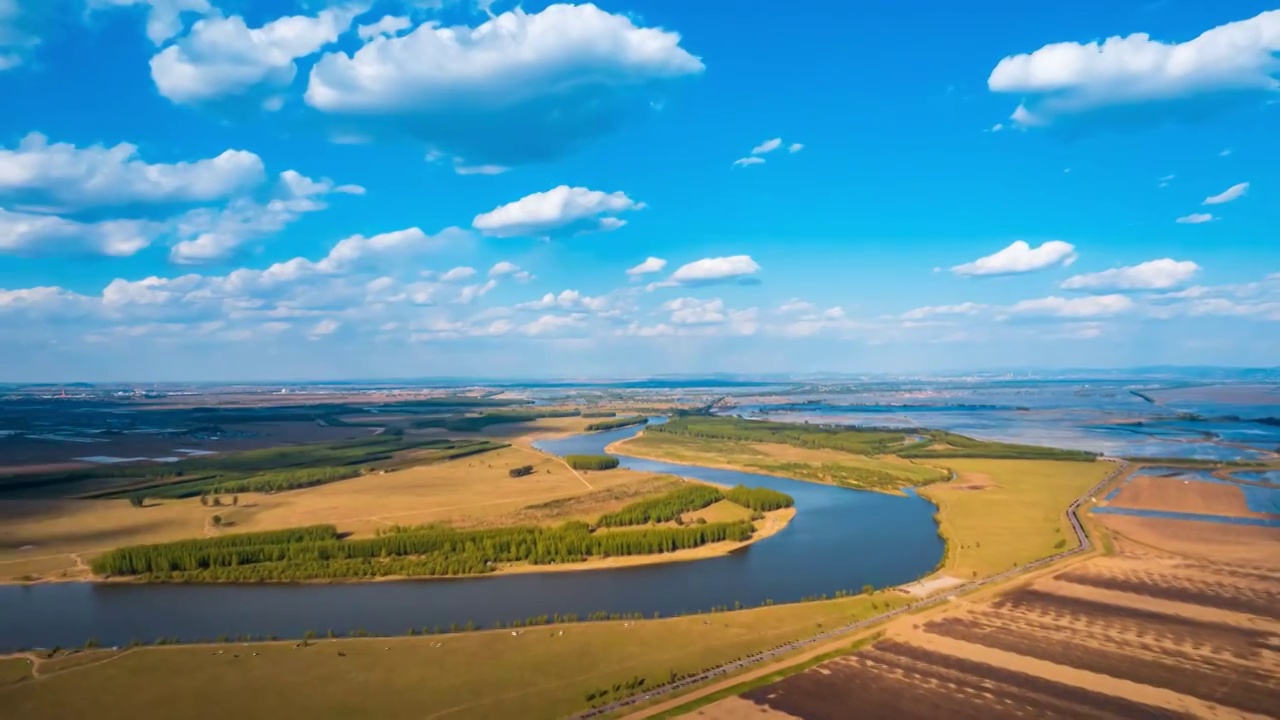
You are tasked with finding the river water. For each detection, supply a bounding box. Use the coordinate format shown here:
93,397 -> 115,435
0,422 -> 941,650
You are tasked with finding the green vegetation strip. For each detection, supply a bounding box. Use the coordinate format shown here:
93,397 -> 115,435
584,416 -> 649,432
650,417 -> 1096,461
410,409 -> 581,432
566,455 -> 621,471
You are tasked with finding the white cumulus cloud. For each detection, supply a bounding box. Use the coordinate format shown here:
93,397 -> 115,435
305,4 -> 704,166
439,266 -> 476,282
626,256 -> 666,277
649,255 -> 761,288
1008,294 -> 1135,318
900,302 -> 987,320
152,8 -> 357,104
357,15 -> 411,41
732,156 -> 765,168
951,240 -> 1077,277
0,209 -> 161,257
989,9 -> 1280,126
472,186 -> 644,239
0,132 -> 264,210
1060,259 -> 1200,291
1203,182 -> 1249,205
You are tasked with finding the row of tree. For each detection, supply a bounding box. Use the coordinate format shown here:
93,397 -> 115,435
597,484 -> 725,527
92,519 -> 756,580
584,416 -> 649,432
508,465 -> 535,478
723,485 -> 795,511
566,455 -> 621,471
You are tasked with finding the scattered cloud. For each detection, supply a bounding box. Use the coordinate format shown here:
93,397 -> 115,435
152,8 -> 358,105
0,208 -> 161,257
488,261 -> 533,282
626,256 -> 667,277
308,317 -> 340,338
0,133 -> 264,210
663,297 -> 728,325
900,302 -> 987,320
472,186 -> 644,239
168,171 -> 363,264
751,138 -> 782,155
649,255 -> 762,289
951,240 -> 1077,277
439,266 -> 476,283
788,143 -> 804,153
0,0 -> 39,71
732,156 -> 765,168
518,290 -> 611,313
775,299 -> 815,315
520,313 -> 587,337
1007,294 -> 1135,318
1203,182 -> 1249,205
1060,258 -> 1200,291
1176,212 -> 1215,224
88,0 -> 213,45
305,4 -> 704,166
1157,174 -> 1175,187
356,15 -> 411,41
989,9 -> 1280,126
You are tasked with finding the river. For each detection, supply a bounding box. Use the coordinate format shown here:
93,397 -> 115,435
0,421 -> 942,650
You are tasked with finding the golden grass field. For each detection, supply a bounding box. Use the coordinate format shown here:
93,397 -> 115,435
0,591 -> 909,720
0,451 -> 1125,720
0,427 -> 791,583
918,458 -> 1112,580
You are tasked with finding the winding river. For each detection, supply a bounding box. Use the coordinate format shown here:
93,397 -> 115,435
0,422 -> 942,650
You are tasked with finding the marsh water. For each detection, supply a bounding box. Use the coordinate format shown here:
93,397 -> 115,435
0,421 -> 943,650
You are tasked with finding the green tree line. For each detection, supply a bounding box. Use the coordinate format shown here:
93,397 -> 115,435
91,519 -> 756,581
723,485 -> 794,511
565,455 -> 620,471
584,416 -> 649,432
596,484 -> 725,527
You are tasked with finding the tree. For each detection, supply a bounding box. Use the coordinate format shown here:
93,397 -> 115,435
862,584 -> 874,595
128,495 -> 144,508
211,496 -> 222,507
231,495 -> 239,506
199,494 -> 209,507
211,514 -> 223,527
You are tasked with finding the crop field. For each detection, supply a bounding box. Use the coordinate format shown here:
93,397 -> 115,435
1109,474 -> 1261,517
698,551 -> 1279,720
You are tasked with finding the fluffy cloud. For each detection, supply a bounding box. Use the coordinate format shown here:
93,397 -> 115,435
152,8 -> 357,104
735,136 -> 802,167
951,240 -> 1077,277
305,4 -> 704,166
520,313 -> 587,337
488,261 -> 532,282
1176,213 -> 1215,224
773,306 -> 853,338
89,0 -> 212,45
0,132 -> 264,210
626,256 -> 666,277
989,9 -> 1280,126
663,297 -> 727,325
169,171 -> 364,264
518,289 -> 610,313
356,15 -> 410,41
1060,259 -> 1199,291
788,143 -> 804,153
650,255 -> 762,288
1008,294 -> 1135,318
1203,182 -> 1249,205
0,209 -> 161,257
472,186 -> 644,239
732,156 -> 765,168
439,266 -> 476,282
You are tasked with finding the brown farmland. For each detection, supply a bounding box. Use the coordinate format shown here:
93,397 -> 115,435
690,527 -> 1279,720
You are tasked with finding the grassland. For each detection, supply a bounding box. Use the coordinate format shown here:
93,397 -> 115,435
0,591 -> 910,720
612,428 -> 949,491
917,459 -> 1113,579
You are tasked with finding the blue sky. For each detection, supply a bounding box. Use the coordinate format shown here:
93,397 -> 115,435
0,0 -> 1277,381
